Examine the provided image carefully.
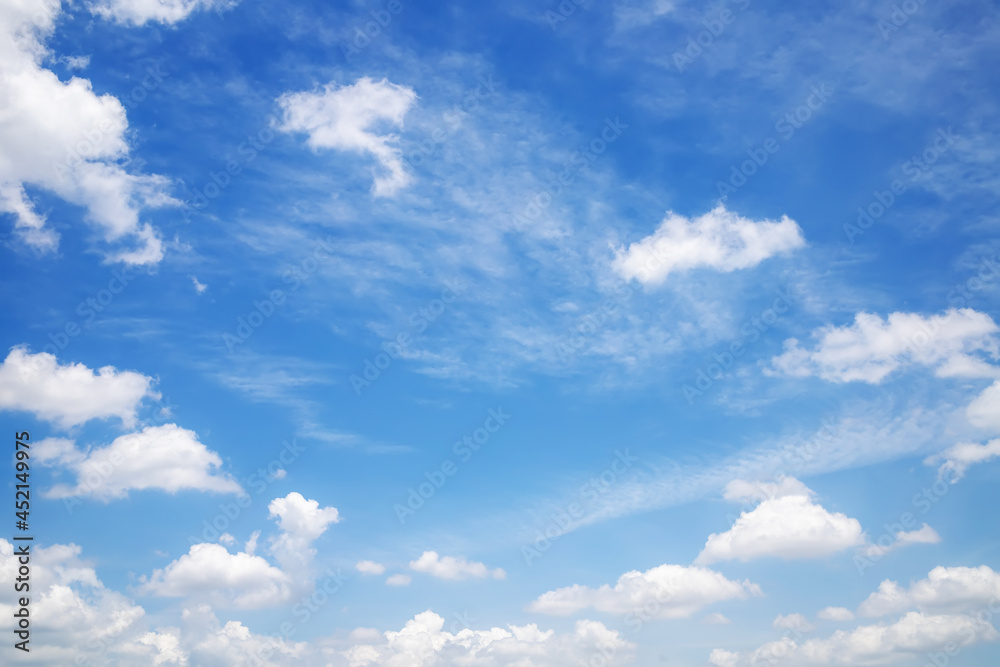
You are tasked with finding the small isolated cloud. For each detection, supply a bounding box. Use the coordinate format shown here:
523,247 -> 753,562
696,478 -> 864,564
88,0 -> 238,26
817,606 -> 855,622
385,574 -> 411,587
356,560 -> 386,576
191,275 -> 208,293
612,205 -> 804,286
703,612 -> 731,625
773,613 -> 815,633
769,309 -> 1000,383
527,564 -> 760,618
927,440 -> 1000,482
709,649 -> 739,667
0,346 -> 157,429
860,524 -> 941,561
408,551 -> 505,581
278,77 -> 417,196
37,424 -> 242,500
141,492 -> 339,608
859,565 -> 1000,618
341,610 -> 635,666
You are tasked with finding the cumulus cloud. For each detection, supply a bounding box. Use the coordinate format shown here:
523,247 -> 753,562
88,0 -> 237,25
714,611 -> 997,666
769,309 -> 1000,383
817,607 -> 855,622
37,424 -> 241,501
696,478 -> 864,564
0,346 -> 157,429
356,560 -> 386,576
142,492 -> 339,608
528,564 -> 760,618
408,551 -> 505,581
0,0 -> 174,262
927,439 -> 1000,482
277,77 -> 418,196
967,380 -> 1000,430
612,205 -> 804,285
339,610 -> 635,667
858,565 -> 1000,618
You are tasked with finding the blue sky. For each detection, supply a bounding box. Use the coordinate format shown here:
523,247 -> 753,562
2,0 -> 1000,664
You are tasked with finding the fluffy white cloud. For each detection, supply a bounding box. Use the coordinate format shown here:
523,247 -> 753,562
927,439 -> 1000,482
612,205 -> 804,285
338,610 -> 635,667
770,309 -> 1000,383
709,648 -> 739,667
0,0 -> 173,262
278,77 -> 418,196
527,564 -> 760,618
37,424 -> 242,501
817,607 -> 855,622
142,492 -> 339,609
0,539 -> 155,665
696,479 -> 864,564
139,543 -> 293,609
774,613 -> 815,633
716,611 -> 998,666
356,560 -> 386,575
0,347 -> 157,429
88,0 -> 237,25
408,551 -> 505,581
859,565 -> 1000,618
967,380 -> 1000,430
385,574 -> 411,587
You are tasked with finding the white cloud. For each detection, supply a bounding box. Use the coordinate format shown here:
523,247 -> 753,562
339,610 -> 635,666
38,424 -> 242,501
769,309 -> 1000,383
817,607 -> 855,622
142,492 -> 339,609
709,648 -> 739,667
774,613 -> 815,633
385,574 -> 411,587
722,476 -> 813,503
703,612 -> 732,625
356,560 -> 386,576
278,77 -> 418,196
88,0 -> 237,25
860,524 -> 941,563
927,439 -> 1000,482
967,380 -> 1000,430
612,205 -> 804,285
527,564 -> 760,618
191,275 -> 208,293
859,565 -> 1000,618
696,479 -> 864,564
0,1 -> 174,262
408,551 -> 505,581
139,543 -> 293,609
717,611 -> 998,666
0,346 -> 157,429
